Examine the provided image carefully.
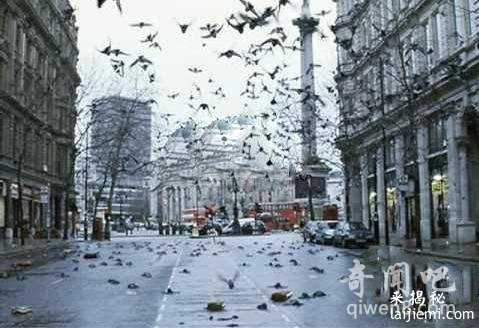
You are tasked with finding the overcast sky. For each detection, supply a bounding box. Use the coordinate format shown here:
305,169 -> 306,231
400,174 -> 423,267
71,0 -> 337,119
70,0 -> 339,168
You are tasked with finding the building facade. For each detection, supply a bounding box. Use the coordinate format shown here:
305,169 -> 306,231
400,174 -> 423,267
150,116 -> 296,224
335,0 -> 479,244
0,0 -> 80,240
87,96 -> 152,220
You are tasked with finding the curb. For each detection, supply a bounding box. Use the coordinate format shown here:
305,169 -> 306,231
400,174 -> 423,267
401,248 -> 479,263
0,240 -> 73,277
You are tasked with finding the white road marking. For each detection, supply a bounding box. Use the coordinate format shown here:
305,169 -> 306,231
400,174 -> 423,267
281,314 -> 291,322
226,253 -> 302,328
154,247 -> 184,328
50,279 -> 63,285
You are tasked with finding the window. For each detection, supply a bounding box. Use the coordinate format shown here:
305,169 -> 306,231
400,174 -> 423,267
412,23 -> 428,74
367,150 -> 377,175
0,59 -> 7,90
15,24 -> 23,53
0,110 -> 3,155
428,117 -> 447,153
385,138 -> 396,168
467,0 -> 479,36
0,7 -> 7,35
404,133 -> 417,163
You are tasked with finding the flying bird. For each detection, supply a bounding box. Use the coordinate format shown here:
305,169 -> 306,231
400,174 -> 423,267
130,22 -> 153,28
176,20 -> 193,34
141,31 -> 158,43
202,24 -> 224,38
130,55 -> 153,68
217,271 -> 240,289
219,50 -> 242,59
188,67 -> 203,73
110,48 -> 129,56
167,93 -> 180,99
97,0 -> 122,13
226,17 -> 247,34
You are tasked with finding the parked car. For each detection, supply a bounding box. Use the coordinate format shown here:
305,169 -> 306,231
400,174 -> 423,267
315,220 -> 338,245
303,221 -> 320,242
199,222 -> 223,236
222,218 -> 254,235
241,220 -> 266,235
145,220 -> 159,230
333,221 -> 373,248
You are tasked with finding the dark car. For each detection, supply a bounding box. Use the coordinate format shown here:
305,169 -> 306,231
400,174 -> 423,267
241,220 -> 266,235
199,222 -> 222,236
303,221 -> 320,242
315,220 -> 338,245
333,221 -> 373,248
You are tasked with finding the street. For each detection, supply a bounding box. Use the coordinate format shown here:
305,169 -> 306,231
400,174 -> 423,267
0,233 -> 476,328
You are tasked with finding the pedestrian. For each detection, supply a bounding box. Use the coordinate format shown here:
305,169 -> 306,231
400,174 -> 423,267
302,228 -> 307,243
208,227 -> 218,244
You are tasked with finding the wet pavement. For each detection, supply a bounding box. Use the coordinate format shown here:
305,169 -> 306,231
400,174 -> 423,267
0,233 -> 477,328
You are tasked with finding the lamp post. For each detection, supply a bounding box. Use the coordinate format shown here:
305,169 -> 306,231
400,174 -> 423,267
231,171 -> 239,225
83,129 -> 89,241
306,174 -> 315,221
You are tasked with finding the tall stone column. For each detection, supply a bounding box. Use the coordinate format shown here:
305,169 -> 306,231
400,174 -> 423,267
360,154 -> 369,228
157,189 -> 164,222
183,187 -> 189,210
349,165 -> 362,222
417,126 -> 431,241
293,0 -> 319,162
177,186 -> 182,223
5,180 -> 13,240
171,187 -> 177,224
395,135 -> 407,238
167,188 -> 172,222
456,113 -> 470,221
376,147 -> 387,244
447,114 -> 460,243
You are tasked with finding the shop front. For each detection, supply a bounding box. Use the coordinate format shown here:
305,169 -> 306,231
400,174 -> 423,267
429,155 -> 449,239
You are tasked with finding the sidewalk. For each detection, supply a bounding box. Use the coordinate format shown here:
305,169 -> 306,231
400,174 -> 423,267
0,238 -> 72,277
379,237 -> 479,263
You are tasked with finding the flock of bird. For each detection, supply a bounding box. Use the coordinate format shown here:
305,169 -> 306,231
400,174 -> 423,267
93,0 -> 337,168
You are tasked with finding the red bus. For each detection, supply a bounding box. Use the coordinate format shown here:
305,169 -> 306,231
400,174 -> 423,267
249,201 -> 305,231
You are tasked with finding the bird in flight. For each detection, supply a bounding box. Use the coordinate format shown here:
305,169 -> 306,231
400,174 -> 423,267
219,50 -> 242,59
141,32 -> 158,43
110,48 -> 129,56
97,0 -> 122,13
167,93 -> 180,99
188,67 -> 203,74
226,16 -> 247,34
201,24 -> 224,39
130,22 -> 153,28
98,43 -> 112,55
176,20 -> 193,34
130,55 -> 153,68
217,271 -> 240,289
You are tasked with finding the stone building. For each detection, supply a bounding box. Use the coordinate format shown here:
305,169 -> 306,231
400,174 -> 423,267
335,0 -> 478,244
0,0 -> 80,240
150,116 -> 295,224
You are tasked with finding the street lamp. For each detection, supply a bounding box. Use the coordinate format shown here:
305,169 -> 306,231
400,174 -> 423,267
231,171 -> 239,225
306,174 -> 315,221
116,191 -> 127,236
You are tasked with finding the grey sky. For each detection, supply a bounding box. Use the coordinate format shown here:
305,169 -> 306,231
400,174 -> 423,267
72,0 -> 337,119
71,0 -> 339,169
